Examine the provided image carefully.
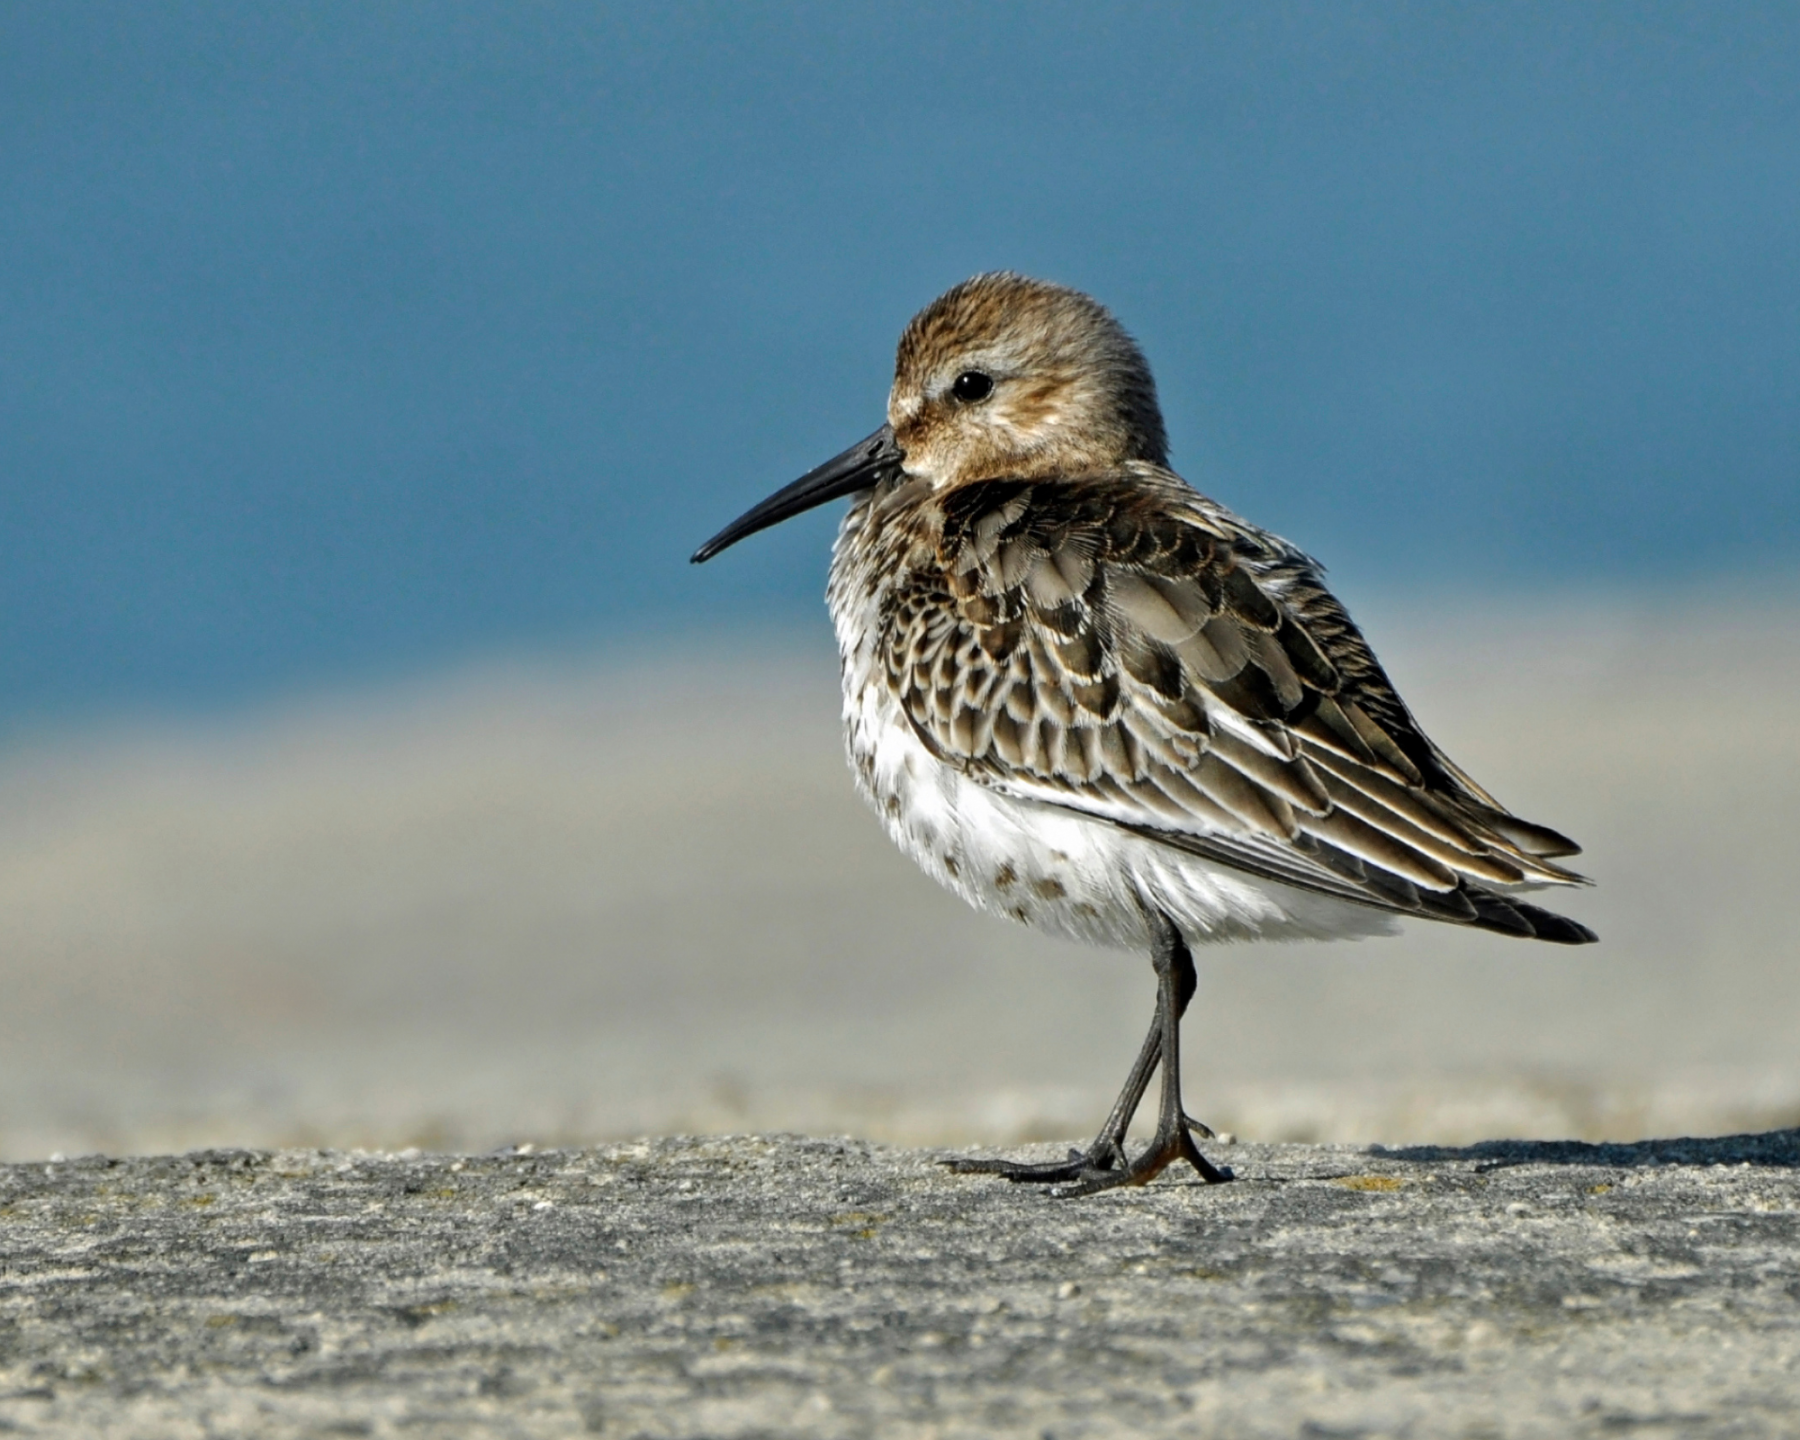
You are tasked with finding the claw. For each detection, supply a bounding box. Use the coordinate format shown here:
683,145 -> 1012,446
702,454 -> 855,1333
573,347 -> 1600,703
1046,1121 -> 1232,1197
941,1142 -> 1121,1185
944,1116 -> 1230,1195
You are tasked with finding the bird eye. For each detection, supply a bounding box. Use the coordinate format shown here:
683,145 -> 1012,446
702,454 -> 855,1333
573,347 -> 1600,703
951,370 -> 994,403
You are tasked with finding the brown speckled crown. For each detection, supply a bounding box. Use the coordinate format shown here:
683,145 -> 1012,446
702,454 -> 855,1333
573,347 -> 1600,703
891,273 -> 1169,477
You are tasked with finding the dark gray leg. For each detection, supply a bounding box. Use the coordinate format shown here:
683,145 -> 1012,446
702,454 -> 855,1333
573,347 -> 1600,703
1052,911 -> 1228,1195
942,910 -> 1230,1193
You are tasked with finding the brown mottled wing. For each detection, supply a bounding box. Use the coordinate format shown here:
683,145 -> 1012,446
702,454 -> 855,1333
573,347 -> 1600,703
881,473 -> 1591,939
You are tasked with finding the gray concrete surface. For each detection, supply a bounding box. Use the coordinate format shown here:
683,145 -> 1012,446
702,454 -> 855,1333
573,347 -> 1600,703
2,596 -> 1798,1161
2,1132 -> 1797,1438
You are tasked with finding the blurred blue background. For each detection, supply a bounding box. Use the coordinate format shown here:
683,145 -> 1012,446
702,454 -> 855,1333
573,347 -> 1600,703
3,1 -> 1797,724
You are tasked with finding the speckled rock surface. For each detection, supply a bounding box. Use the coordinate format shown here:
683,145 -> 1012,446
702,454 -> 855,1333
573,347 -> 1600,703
2,1132 -> 1797,1438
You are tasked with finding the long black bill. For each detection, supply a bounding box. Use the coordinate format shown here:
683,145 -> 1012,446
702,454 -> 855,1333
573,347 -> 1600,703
690,424 -> 903,564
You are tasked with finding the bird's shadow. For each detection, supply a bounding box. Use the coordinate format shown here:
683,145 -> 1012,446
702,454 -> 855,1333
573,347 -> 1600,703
1374,1128 -> 1800,1173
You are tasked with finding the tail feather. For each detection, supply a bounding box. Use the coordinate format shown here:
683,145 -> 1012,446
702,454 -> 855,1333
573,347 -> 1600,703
1466,888 -> 1597,944
1510,901 -> 1598,945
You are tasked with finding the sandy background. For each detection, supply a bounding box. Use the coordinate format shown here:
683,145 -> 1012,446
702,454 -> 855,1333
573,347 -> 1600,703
1,595 -> 1795,1162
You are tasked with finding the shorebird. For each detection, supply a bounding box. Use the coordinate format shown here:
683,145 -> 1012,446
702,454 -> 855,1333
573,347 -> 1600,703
692,273 -> 1594,1197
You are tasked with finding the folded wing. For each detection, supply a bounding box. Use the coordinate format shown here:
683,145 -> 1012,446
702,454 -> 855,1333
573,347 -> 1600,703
880,471 -> 1595,944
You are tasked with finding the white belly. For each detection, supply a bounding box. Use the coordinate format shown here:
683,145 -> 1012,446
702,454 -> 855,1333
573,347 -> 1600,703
839,667 -> 1396,954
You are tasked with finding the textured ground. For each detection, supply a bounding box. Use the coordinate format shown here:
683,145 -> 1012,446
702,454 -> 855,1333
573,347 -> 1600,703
1,602 -> 1797,1432
2,1132 -> 1797,1439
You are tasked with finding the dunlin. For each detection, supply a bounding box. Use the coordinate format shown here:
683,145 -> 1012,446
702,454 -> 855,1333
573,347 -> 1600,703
693,273 -> 1594,1196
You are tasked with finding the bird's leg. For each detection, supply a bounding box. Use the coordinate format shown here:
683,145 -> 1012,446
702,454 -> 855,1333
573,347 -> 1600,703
942,997 -> 1163,1183
1051,911 -> 1230,1196
941,911 -> 1228,1191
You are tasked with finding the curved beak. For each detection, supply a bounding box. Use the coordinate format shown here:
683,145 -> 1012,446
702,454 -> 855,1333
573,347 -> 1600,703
690,425 -> 903,564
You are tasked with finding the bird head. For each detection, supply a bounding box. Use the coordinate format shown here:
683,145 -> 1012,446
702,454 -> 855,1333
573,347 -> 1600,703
887,272 -> 1167,488
692,273 -> 1165,563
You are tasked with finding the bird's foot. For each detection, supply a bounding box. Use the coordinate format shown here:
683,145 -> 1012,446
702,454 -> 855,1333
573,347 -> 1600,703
940,1136 -> 1130,1185
1047,1121 -> 1232,1198
942,1121 -> 1231,1196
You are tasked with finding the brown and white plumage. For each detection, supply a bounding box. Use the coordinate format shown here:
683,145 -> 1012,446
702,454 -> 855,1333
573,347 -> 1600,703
696,272 -> 1594,1194
837,467 -> 1591,944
